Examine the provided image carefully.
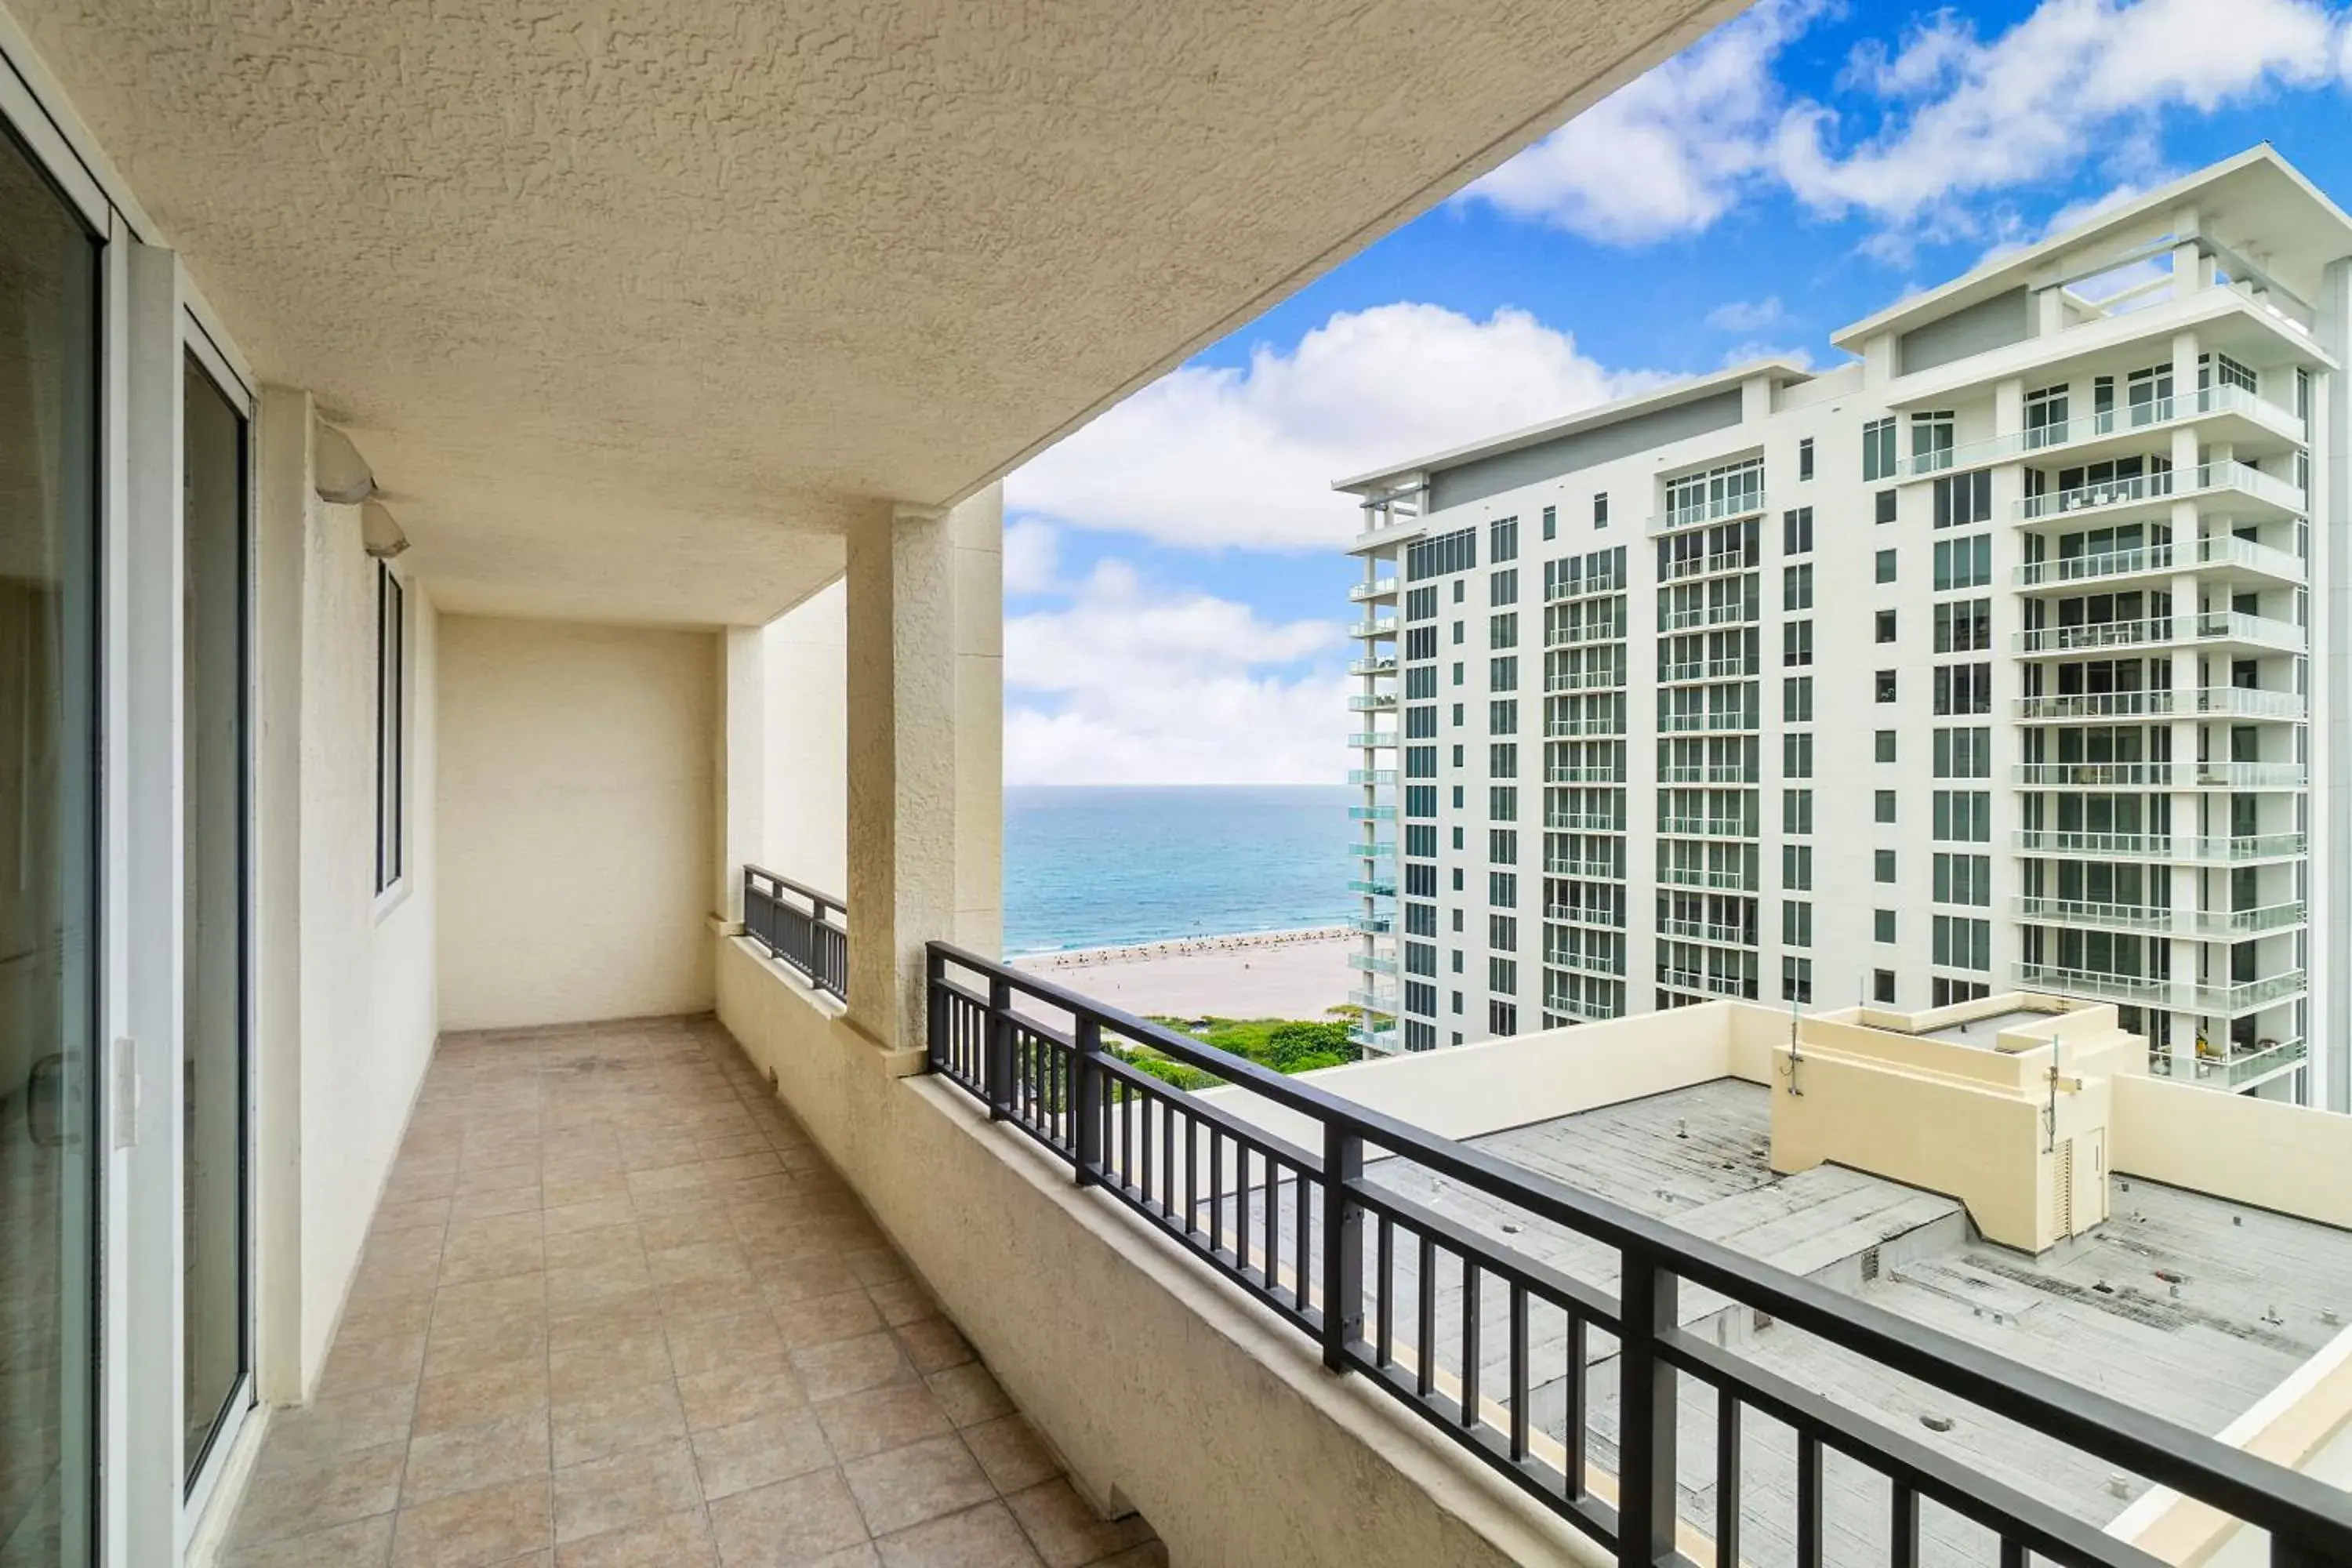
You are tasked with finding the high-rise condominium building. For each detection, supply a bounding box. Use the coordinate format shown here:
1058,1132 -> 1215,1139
1340,147 -> 2352,1109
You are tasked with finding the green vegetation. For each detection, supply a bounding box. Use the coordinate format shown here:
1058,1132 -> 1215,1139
1109,1012 -> 1363,1092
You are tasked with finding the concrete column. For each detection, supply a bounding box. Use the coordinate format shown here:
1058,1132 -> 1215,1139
844,485 -> 1003,1056
1993,377 -> 2024,437
713,626 -> 768,926
2318,260 -> 2350,1110
762,581 -> 848,898
2171,209 -> 2206,302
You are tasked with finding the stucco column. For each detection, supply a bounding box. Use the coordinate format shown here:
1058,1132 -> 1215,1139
713,626 -> 768,926
763,582 -> 849,898
844,485 -> 1003,1055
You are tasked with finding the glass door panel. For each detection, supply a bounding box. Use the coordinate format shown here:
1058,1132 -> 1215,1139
0,119 -> 102,1568
182,354 -> 249,1487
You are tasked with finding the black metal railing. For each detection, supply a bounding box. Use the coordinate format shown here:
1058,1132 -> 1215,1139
924,942 -> 2352,1568
742,866 -> 848,1000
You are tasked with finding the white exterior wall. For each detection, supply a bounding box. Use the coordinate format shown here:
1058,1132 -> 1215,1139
436,616 -> 717,1029
1354,265 -> 2334,1105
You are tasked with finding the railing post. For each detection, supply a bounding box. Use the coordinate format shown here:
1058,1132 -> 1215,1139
2274,1534 -> 2331,1568
1321,1122 -> 1363,1373
985,975 -> 1013,1122
924,946 -> 946,1073
1616,1245 -> 1679,1568
1074,1017 -> 1103,1186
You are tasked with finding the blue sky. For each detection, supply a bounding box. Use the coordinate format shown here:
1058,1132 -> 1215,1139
998,0 -> 2352,784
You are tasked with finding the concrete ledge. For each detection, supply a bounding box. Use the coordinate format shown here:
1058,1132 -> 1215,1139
716,934 -> 1608,1567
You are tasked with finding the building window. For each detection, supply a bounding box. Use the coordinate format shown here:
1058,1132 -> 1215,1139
375,562 -> 408,893
1783,901 -> 1813,948
1933,470 -> 1991,528
1490,516 -> 1519,564
1541,504 -> 1557,541
1784,677 -> 1813,723
1874,789 -> 1896,824
1876,548 -> 1896,583
1406,526 -> 1477,580
1490,655 -> 1518,691
1873,969 -> 1896,1004
1489,699 -> 1517,732
1798,437 -> 1815,481
1490,871 -> 1518,906
1875,909 -> 1896,943
1594,493 -> 1610,528
1933,916 -> 1992,972
1783,506 -> 1813,555
1932,663 -> 1991,717
1875,609 -> 1897,644
1875,730 -> 1896,763
1784,562 -> 1813,611
1489,999 -> 1519,1036
1490,612 -> 1518,649
1783,843 -> 1813,891
1875,849 -> 1896,883
1782,956 -> 1813,1004
1862,416 -> 1896,481
1875,670 -> 1896,703
1489,742 -> 1517,777
1933,599 -> 1991,654
1875,489 -> 1897,525
1932,727 -> 1992,779
1784,620 -> 1813,668
1490,568 -> 1519,607
1405,585 -> 1437,622
1933,535 -> 1991,591
1489,787 -> 1518,822
1933,793 -> 1991,844
1782,789 -> 1813,834
1783,731 -> 1813,779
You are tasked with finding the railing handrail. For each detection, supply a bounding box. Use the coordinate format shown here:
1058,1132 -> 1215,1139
744,864 -> 847,924
922,940 -> 2352,1558
742,866 -> 849,999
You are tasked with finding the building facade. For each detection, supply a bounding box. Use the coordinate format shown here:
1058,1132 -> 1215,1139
1343,148 -> 2352,1109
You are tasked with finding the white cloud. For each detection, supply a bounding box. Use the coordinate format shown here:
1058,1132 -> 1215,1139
1706,296 -> 1791,332
1003,517 -> 1060,596
1466,0 -> 1830,242
1006,302 -> 1657,551
1471,0 -> 2347,247
1003,561 -> 1345,785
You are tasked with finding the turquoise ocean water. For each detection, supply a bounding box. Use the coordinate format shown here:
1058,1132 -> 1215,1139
1003,785 -> 1354,956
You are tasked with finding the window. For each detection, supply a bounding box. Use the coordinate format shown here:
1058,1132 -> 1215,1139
1862,416 -> 1896,481
1875,670 -> 1897,703
1406,526 -> 1476,580
1405,745 -> 1437,779
1541,505 -> 1557,541
1873,969 -> 1896,1004
1783,731 -> 1813,779
1932,663 -> 1991,717
1489,699 -> 1517,732
1933,851 -> 1992,906
1405,942 -> 1436,977
1406,705 -> 1436,739
1488,913 -> 1517,951
1490,656 -> 1518,691
1875,609 -> 1897,644
1452,662 -> 1464,685
1782,789 -> 1813,834
1784,677 -> 1813,723
1783,956 -> 1813,1004
1489,742 -> 1517,776
376,563 -> 408,892
1783,506 -> 1813,555
1405,786 -> 1437,818
1798,437 -> 1815,481
1490,871 -> 1518,907
1490,568 -> 1518,607
1405,825 -> 1437,858
1405,666 -> 1436,699
1451,702 -> 1464,727
1594,493 -> 1610,528
1783,843 -> 1813,891
1874,489 -> 1897,525
1933,470 -> 1991,528
1874,789 -> 1896,824
1874,849 -> 1896,883
1488,998 -> 1519,1036
1933,535 -> 1992,591
1875,909 -> 1896,943
1784,562 -> 1813,611
1933,916 -> 1991,973
1875,548 -> 1896,584
1490,516 -> 1519,564
1451,745 -> 1463,768
1875,730 -> 1896,764
1454,581 -> 1465,604
1406,863 -> 1437,897
1783,901 -> 1813,948
1932,791 -> 1991,843
1783,620 -> 1813,667
1933,599 -> 1991,654
1490,612 -> 1518,648
1932,727 -> 1992,779
1489,787 -> 1518,822
1405,585 -> 1437,622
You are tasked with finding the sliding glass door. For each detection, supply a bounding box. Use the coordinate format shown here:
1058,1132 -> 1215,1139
0,118 -> 102,1568
182,352 -> 249,1490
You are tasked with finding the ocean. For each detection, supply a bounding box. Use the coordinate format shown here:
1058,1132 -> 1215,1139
1003,785 -> 1355,955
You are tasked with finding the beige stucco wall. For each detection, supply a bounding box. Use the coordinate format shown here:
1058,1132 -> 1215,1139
437,615 -> 717,1029
716,936 -> 1611,1568
290,489 -> 441,1387
760,579 -> 848,897
2111,1073 -> 2352,1230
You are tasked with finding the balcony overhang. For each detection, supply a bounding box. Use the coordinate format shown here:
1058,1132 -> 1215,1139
7,0 -> 1740,626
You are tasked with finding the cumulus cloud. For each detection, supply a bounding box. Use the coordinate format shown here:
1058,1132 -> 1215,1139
1003,517 -> 1061,596
1706,297 -> 1791,332
1470,0 -> 2346,246
1005,302 -> 1657,552
1003,561 -> 1346,785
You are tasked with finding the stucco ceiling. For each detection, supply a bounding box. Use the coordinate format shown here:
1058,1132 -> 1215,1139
16,0 -> 1738,625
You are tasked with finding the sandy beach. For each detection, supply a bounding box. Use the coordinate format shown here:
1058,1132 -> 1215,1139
1012,927 -> 1357,1020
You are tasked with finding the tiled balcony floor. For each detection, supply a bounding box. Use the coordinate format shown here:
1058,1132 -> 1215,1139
225,1015 -> 1164,1568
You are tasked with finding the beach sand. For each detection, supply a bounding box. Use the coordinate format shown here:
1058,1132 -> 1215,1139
1011,927 -> 1357,1020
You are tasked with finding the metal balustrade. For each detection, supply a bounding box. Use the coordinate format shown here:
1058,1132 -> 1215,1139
1900,384 -> 2306,481
742,866 -> 848,999
924,943 -> 2352,1568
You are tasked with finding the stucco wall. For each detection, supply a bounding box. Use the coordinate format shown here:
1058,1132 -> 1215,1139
2111,1073 -> 2352,1229
437,616 -> 717,1029
715,936 -> 1610,1568
760,581 -> 848,898
292,502 -> 441,1385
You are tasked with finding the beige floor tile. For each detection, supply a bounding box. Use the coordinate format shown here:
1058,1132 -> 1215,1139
255,1384 -> 416,1471
551,1378 -> 689,1468
688,1407 -> 836,1501
402,1408 -> 551,1506
233,1442 -> 405,1544
706,1472 -> 870,1568
811,1385 -> 953,1465
861,1279 -> 938,1329
639,1205 -> 741,1250
388,1475 -> 553,1568
449,1185 -> 546,1223
677,1362 -> 809,1432
374,1198 -> 454,1236
546,1253 -> 655,1308
553,1505 -> 717,1567
923,1362 -> 1011,1428
775,1290 -> 882,1350
840,1435 -> 993,1537
223,1513 -> 394,1568
415,1359 -> 550,1437
548,1326 -> 672,1399
552,1437 -> 702,1544
889,1318 -> 971,1375
316,1328 -> 427,1399
434,1272 -> 550,1329
960,1415 -> 1062,1496
660,1275 -> 770,1323
665,1309 -> 786,1379
873,1502 -> 1042,1568
648,1240 -> 753,1288
789,1334 -> 913,1404
1003,1480 -> 1154,1568
423,1312 -> 548,1383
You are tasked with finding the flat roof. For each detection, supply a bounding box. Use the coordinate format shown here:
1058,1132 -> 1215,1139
1831,147 -> 2352,352
1330,358 -> 1812,495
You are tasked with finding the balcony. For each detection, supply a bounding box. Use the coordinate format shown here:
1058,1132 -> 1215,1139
1348,804 -> 1396,822
1546,856 -> 1621,880
1347,874 -> 1399,897
1545,715 -> 1624,738
1348,577 -> 1400,602
2013,760 -> 2306,790
2151,1036 -> 2310,1093
2011,610 -> 2303,658
1345,985 -> 1399,1013
1898,383 -> 2307,481
1646,488 -> 1767,535
2013,963 -> 2171,1006
1349,914 -> 1395,936
2014,459 -> 2305,524
1657,817 -> 1752,839
1345,840 -> 1397,859
1547,666 -> 1624,692
1657,864 -> 1750,891
1655,917 -> 1749,944
1348,616 -> 1400,640
1347,731 -> 1398,749
2013,686 -> 2303,722
1348,691 -> 1398,712
2201,970 -> 2309,1014
1349,951 -> 1399,977
2009,532 -> 2313,591
1546,811 -> 1623,832
2011,895 -> 2172,934
1348,655 -> 1398,676
1347,768 -> 1398,786
2205,900 -> 2307,935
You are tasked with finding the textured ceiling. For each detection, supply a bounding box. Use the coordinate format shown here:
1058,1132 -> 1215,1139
17,0 -> 1737,624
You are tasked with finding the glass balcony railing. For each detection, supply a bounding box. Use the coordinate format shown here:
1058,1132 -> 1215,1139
1345,840 -> 1397,859
1900,385 -> 2305,481
1346,768 -> 1396,786
1348,914 -> 1393,936
2014,687 -> 2303,722
1655,916 -> 1749,944
2192,609 -> 2306,652
2182,833 -> 2307,862
1347,655 -> 1397,677
2198,971 -> 2307,1014
1348,616 -> 1399,639
1547,667 -> 1625,692
2014,618 -> 2169,654
2014,963 -> 2171,1005
1658,865 -> 1751,891
1347,804 -> 1396,822
2010,532 -> 2310,590
1345,731 -> 1397,749
2012,896 -> 2171,932
1347,577 -> 1399,602
2014,829 -> 2168,858
1345,875 -> 1396,897
2151,1036 -> 2308,1091
1348,951 -> 1398,976
2015,459 -> 2304,522
2014,760 -> 2171,788
1345,986 -> 1398,1013
1547,811 -> 1622,832
1548,764 -> 1628,784
1658,817 -> 1753,838
1547,857 -> 1621,880
2201,901 -> 2306,935
1347,692 -> 1397,712
2192,760 -> 2305,789
2198,533 -> 2307,583
1647,488 -> 1766,534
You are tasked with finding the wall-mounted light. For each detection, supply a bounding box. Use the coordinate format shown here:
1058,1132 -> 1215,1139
361,500 -> 408,559
314,423 -> 376,505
